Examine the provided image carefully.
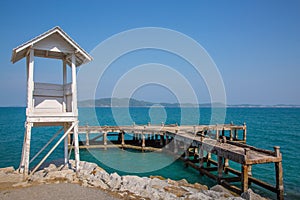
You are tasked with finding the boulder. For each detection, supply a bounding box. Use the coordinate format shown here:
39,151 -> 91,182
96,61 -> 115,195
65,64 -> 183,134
210,185 -> 234,198
241,189 -> 267,200
149,177 -> 168,189
107,172 -> 122,190
88,178 -> 109,189
188,192 -> 214,200
44,163 -> 57,173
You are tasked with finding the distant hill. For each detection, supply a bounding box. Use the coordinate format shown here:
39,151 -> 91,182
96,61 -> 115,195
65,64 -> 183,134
78,98 -> 300,108
78,98 -> 226,107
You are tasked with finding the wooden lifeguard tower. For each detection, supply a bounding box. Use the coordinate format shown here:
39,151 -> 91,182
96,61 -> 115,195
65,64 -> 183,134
11,27 -> 92,175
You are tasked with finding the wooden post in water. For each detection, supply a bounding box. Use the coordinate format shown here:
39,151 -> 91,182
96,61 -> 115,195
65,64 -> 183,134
86,130 -> 90,146
155,134 -> 158,143
160,134 -> 164,146
165,134 -> 169,149
234,129 -> 238,140
216,129 -> 220,140
198,144 -> 204,175
241,148 -> 250,192
142,134 -> 146,152
103,131 -> 107,150
217,155 -> 223,183
248,165 -> 252,176
222,136 -> 229,173
243,123 -> 247,142
274,146 -> 284,200
184,144 -> 189,160
121,131 -> 125,148
241,164 -> 249,192
151,132 -> 155,140
222,128 -> 225,137
174,139 -> 178,154
207,152 -> 211,167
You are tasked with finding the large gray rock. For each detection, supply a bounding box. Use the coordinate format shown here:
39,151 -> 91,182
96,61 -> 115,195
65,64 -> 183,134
188,192 -> 215,200
107,172 -> 122,190
92,167 -> 110,183
210,185 -> 235,198
79,161 -> 97,173
241,189 -> 267,200
44,164 -> 58,173
120,175 -> 146,193
30,170 -> 46,182
149,177 -> 168,189
88,178 -> 109,189
1,161 -> 266,200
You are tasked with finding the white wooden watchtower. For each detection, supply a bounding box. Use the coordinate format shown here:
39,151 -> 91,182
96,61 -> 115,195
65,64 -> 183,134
11,27 -> 92,175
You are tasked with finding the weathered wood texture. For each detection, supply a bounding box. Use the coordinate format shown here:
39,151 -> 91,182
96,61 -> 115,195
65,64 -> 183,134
78,123 -> 284,200
12,27 -> 92,177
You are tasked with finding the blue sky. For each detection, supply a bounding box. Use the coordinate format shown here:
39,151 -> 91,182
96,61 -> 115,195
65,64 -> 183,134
0,0 -> 299,106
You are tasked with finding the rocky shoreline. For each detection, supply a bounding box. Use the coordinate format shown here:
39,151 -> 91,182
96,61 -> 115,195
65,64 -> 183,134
0,160 -> 266,200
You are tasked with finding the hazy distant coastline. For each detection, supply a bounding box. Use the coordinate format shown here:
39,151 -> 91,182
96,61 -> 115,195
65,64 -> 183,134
78,98 -> 300,108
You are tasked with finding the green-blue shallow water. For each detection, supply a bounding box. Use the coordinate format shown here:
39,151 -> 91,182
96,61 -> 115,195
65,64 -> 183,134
0,107 -> 299,199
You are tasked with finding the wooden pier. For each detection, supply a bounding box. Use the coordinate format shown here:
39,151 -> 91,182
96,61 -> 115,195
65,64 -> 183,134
74,123 -> 284,200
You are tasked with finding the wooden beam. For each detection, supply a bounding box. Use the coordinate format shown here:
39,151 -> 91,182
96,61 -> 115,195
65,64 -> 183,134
19,122 -> 32,175
86,131 -> 90,146
243,123 -> 247,142
63,60 -> 67,112
73,122 -> 80,171
30,127 -> 64,164
71,53 -> 77,115
30,122 -> 76,176
241,164 -> 249,192
64,123 -> 69,164
217,156 -> 223,183
26,49 -> 34,113
274,146 -> 284,200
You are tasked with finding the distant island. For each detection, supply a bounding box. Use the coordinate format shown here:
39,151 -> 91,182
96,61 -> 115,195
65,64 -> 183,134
78,98 -> 300,108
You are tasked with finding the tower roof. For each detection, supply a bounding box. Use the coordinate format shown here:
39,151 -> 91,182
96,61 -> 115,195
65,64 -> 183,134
11,26 -> 92,67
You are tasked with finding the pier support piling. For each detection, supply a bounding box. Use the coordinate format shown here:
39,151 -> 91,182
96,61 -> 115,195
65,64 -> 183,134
274,146 -> 284,200
217,156 -> 223,183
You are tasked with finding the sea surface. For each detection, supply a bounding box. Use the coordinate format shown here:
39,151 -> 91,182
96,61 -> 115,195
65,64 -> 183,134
0,107 -> 299,199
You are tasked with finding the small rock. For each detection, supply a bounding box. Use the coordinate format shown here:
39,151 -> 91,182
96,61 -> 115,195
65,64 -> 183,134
150,175 -> 165,180
44,163 -> 57,173
180,185 -> 200,194
177,178 -> 188,185
167,178 -> 179,186
58,164 -> 70,171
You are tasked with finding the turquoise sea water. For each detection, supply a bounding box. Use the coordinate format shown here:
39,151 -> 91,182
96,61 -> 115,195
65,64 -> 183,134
0,107 -> 299,199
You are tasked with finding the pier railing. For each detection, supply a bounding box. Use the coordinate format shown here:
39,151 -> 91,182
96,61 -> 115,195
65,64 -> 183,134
73,123 -> 284,200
